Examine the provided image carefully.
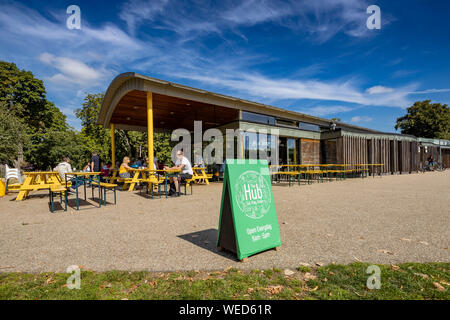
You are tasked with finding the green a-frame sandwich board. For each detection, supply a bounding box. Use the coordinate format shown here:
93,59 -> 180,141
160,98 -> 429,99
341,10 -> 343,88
217,159 -> 282,261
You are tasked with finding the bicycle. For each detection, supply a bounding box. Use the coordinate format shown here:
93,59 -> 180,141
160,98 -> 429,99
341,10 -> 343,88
435,161 -> 447,172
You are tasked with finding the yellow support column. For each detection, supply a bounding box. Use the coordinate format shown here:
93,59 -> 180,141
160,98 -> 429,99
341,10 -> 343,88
147,92 -> 154,170
110,123 -> 116,169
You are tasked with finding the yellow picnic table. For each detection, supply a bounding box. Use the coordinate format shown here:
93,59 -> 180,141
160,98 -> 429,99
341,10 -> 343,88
132,168 -> 183,196
107,167 -> 189,192
124,168 -> 168,191
16,171 -> 63,201
113,168 -> 178,192
354,163 -> 384,177
123,168 -> 146,191
190,167 -> 212,185
105,168 -> 136,191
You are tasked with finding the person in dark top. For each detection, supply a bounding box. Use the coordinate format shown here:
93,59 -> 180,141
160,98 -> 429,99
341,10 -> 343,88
91,151 -> 101,172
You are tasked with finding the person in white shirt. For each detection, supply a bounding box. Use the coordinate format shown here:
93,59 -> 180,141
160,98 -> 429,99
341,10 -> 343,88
164,150 -> 193,196
54,157 -> 73,181
54,157 -> 82,189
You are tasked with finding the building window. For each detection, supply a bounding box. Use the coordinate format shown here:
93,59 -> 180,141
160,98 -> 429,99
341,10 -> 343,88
298,122 -> 320,132
243,132 -> 275,160
276,119 -> 297,127
242,111 -> 276,125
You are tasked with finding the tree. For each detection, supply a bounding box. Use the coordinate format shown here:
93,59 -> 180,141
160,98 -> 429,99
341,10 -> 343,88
32,130 -> 89,170
75,93 -> 111,162
0,61 -> 67,131
0,61 -> 71,168
154,133 -> 173,165
395,100 -> 450,140
0,102 -> 28,165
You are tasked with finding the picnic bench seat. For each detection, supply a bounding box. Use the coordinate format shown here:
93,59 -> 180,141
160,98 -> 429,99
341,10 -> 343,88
270,171 -> 300,186
90,181 -> 118,205
140,176 -> 164,198
5,183 -> 21,191
108,176 -> 133,183
48,185 -> 68,213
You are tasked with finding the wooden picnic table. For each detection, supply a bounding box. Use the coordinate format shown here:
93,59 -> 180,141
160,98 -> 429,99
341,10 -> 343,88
16,171 -> 63,201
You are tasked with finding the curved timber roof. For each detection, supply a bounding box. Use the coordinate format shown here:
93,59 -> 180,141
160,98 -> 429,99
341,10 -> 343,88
98,72 -> 383,133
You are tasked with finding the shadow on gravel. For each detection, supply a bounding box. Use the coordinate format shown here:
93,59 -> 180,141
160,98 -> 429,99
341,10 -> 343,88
178,228 -> 237,262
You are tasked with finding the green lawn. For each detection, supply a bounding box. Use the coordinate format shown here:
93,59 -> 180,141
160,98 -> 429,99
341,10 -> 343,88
0,262 -> 448,300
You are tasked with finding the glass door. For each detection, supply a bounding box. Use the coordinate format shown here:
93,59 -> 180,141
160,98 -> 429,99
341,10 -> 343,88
288,138 -> 296,165
278,137 -> 287,166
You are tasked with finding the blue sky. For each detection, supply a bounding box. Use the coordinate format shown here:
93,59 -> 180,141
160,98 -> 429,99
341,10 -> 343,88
0,0 -> 449,132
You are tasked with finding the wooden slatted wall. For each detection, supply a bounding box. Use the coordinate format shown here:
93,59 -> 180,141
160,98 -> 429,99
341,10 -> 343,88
335,135 -> 421,174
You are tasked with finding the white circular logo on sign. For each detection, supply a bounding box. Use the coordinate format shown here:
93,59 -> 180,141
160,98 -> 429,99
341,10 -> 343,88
234,170 -> 271,219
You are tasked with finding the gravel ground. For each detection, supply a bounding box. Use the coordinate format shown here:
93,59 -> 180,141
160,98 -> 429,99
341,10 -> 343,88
0,171 -> 449,273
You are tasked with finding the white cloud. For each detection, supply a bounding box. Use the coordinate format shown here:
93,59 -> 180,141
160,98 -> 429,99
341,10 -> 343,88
409,88 -> 450,94
39,53 -> 104,86
119,0 -> 169,34
366,85 -> 394,94
299,105 -> 354,117
222,0 -> 292,25
221,0 -> 377,43
0,3 -> 144,61
117,0 -> 383,43
350,116 -> 372,123
172,71 -> 415,108
82,24 -> 143,50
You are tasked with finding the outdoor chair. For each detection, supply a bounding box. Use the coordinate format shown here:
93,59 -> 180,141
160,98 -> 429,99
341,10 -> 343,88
5,164 -> 23,192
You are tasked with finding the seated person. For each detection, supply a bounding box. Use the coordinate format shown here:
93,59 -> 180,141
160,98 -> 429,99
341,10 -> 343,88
193,152 -> 204,167
54,157 -> 73,181
82,163 -> 91,172
119,157 -> 133,178
54,157 -> 82,189
101,162 -> 112,178
164,150 -> 193,196
427,155 -> 436,167
145,156 -> 158,170
135,158 -> 143,167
